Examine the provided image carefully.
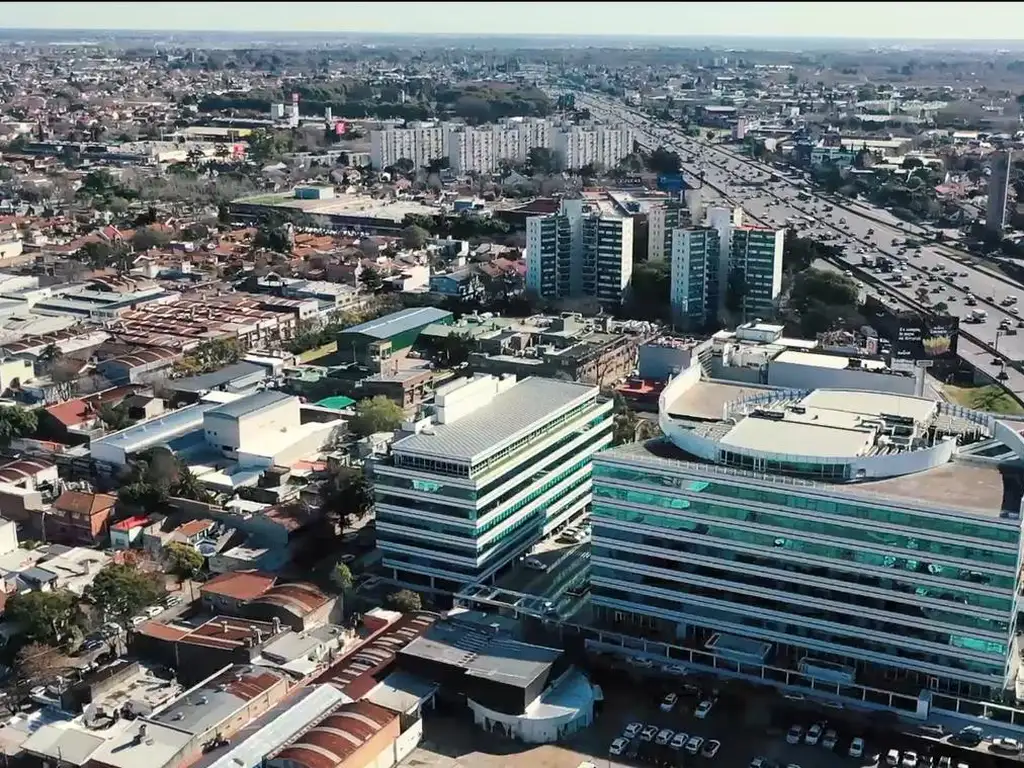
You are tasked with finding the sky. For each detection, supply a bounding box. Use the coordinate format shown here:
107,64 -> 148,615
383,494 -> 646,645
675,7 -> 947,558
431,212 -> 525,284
4,1 -> 1024,40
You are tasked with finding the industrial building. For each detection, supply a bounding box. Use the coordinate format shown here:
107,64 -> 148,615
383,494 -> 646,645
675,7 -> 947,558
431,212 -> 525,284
589,352 -> 1024,718
336,306 -> 452,371
373,374 -> 612,594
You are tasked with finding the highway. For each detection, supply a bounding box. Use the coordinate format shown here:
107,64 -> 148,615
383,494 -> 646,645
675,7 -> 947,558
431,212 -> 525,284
579,93 -> 1024,399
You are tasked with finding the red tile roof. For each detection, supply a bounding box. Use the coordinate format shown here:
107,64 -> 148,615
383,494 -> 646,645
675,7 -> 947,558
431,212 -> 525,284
53,490 -> 116,517
270,701 -> 396,768
201,570 -> 276,601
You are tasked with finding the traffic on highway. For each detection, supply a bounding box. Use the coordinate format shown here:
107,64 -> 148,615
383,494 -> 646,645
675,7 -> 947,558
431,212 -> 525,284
580,93 -> 1024,398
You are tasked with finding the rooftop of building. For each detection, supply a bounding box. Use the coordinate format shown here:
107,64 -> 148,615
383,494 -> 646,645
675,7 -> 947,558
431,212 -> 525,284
267,700 -> 396,768
235,190 -> 442,223
340,306 -> 452,340
206,389 -> 292,420
390,375 -> 598,465
170,361 -> 267,393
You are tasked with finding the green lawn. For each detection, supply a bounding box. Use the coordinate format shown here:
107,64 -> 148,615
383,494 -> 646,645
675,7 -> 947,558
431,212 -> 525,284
944,384 -> 1024,414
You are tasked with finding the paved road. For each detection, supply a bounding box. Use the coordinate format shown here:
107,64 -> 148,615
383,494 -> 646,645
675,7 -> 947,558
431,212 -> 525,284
579,94 -> 1024,399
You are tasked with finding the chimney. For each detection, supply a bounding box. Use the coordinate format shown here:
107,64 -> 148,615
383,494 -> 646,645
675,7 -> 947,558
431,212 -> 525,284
272,617 -> 281,634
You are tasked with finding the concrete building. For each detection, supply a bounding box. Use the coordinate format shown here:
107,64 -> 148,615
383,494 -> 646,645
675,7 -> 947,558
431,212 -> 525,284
987,149 -> 1012,233
670,227 -> 721,330
551,125 -> 635,171
730,225 -> 785,322
647,200 -> 689,262
370,123 -> 449,170
448,126 -> 521,174
590,361 -> 1024,717
525,199 -> 634,308
373,374 -> 612,594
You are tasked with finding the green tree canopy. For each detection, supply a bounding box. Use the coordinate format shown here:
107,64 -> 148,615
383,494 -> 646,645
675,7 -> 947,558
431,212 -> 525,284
165,542 -> 204,579
330,562 -> 353,592
385,589 -> 422,613
5,589 -> 78,644
349,396 -> 403,437
401,224 -> 430,250
320,465 -> 374,531
132,225 -> 173,252
0,405 -> 37,447
84,562 -> 164,624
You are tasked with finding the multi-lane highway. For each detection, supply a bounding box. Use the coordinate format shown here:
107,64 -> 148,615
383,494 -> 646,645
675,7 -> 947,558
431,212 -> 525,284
580,93 -> 1024,398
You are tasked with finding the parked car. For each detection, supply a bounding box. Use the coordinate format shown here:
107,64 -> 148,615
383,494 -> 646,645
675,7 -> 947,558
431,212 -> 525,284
524,557 -> 547,571
702,740 -> 721,758
609,737 -> 629,756
993,737 -> 1023,754
694,699 -> 714,719
822,729 -> 838,750
787,725 -> 805,745
164,596 -> 183,607
660,692 -> 678,712
919,724 -> 946,738
902,751 -> 919,768
624,722 -> 643,739
885,752 -> 900,768
669,732 -> 689,750
144,605 -> 164,618
655,729 -> 675,746
685,736 -> 704,755
130,615 -> 147,627
849,737 -> 865,758
805,722 -> 824,746
640,724 -> 658,742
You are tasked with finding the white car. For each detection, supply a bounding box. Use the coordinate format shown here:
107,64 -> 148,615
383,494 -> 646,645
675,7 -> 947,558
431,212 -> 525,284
805,722 -> 823,745
655,729 -> 674,746
848,737 -> 865,758
640,724 -> 659,742
660,692 -> 678,712
669,732 -> 689,750
524,557 -> 547,571
993,737 -> 1023,754
822,729 -> 838,750
902,751 -> 919,768
694,699 -> 713,719
144,605 -> 164,618
685,736 -> 704,755
786,725 -> 804,745
623,722 -> 643,739
609,737 -> 629,756
131,615 -> 147,627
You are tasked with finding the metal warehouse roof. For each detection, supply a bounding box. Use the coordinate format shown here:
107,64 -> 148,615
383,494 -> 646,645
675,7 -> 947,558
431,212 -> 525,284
340,307 -> 452,340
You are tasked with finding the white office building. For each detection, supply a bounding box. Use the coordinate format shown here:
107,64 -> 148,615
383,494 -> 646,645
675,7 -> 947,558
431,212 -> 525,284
526,199 -> 634,307
670,227 -> 721,330
731,225 -> 785,321
370,123 -> 450,170
552,125 -> 635,171
373,374 -> 613,595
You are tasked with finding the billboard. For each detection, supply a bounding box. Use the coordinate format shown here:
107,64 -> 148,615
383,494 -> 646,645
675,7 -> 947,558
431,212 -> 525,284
891,316 -> 959,361
657,173 -> 686,193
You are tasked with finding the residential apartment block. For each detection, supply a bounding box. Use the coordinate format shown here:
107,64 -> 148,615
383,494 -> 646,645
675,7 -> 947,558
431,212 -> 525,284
370,122 -> 450,170
669,206 -> 784,327
526,199 -> 635,308
552,125 -> 635,171
373,374 -> 612,595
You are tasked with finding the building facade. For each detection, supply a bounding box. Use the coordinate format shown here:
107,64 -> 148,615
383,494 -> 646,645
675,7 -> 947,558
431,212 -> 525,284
670,227 -> 720,330
551,126 -> 635,171
526,199 -> 634,308
370,123 -> 450,170
373,374 -> 612,594
647,200 -> 689,263
590,373 -> 1024,708
987,149 -> 1011,233
729,226 -> 785,322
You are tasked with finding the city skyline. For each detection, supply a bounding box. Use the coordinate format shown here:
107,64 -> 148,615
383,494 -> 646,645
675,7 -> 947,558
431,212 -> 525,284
5,1 -> 1024,41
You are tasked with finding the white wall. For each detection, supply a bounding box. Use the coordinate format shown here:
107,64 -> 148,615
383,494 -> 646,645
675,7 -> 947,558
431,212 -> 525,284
766,363 -> 917,395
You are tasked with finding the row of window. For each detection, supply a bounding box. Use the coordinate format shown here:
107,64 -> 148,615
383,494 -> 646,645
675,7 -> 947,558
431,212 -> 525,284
592,463 -> 1020,544
590,545 -> 1011,635
591,503 -> 1016,591
592,586 -> 1007,682
591,484 -> 1018,569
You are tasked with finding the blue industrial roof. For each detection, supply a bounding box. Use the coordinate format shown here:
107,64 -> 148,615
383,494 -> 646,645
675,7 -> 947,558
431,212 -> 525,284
340,306 -> 452,340
171,361 -> 267,394
206,389 -> 293,420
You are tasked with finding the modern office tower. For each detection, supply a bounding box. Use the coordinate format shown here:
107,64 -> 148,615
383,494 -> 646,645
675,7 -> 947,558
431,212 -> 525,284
552,125 -> 635,171
370,123 -> 450,170
526,199 -> 635,307
670,227 -> 720,329
987,150 -> 1012,233
373,374 -> 613,595
729,226 -> 785,322
647,200 -> 690,262
591,375 -> 1024,706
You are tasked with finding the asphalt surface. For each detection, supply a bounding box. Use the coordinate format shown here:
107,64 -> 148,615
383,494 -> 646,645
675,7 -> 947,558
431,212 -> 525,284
579,94 -> 1024,399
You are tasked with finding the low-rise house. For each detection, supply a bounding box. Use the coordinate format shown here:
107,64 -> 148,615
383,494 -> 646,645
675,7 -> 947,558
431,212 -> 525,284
45,490 -> 116,546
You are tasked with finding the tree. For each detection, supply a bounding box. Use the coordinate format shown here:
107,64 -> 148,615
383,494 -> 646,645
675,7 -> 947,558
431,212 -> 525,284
165,542 -> 204,579
14,643 -> 75,690
401,224 -> 430,250
527,147 -> 558,175
132,225 -> 173,252
0,405 -> 37,447
434,332 -> 476,368
253,219 -> 292,253
247,129 -> 283,164
320,465 -> 374,533
349,396 -> 404,437
80,240 -> 113,269
359,265 -> 384,293
98,402 -> 133,431
612,396 -> 660,446
330,562 -> 353,592
626,261 -> 671,321
647,146 -> 682,176
85,562 -> 164,624
385,589 -> 422,613
5,590 -> 78,644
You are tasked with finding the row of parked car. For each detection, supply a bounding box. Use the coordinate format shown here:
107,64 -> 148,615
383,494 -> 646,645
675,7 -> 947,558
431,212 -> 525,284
786,721 -> 865,758
610,721 -> 721,759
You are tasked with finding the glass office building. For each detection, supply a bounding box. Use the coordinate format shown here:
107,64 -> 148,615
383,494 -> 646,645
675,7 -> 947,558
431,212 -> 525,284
374,374 -> 612,595
591,380 -> 1024,702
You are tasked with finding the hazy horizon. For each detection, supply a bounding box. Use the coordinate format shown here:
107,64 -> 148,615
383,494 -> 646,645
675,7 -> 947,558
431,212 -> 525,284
4,1 -> 1024,42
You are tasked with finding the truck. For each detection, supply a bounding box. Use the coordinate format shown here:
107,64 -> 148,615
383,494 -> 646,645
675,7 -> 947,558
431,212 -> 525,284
861,255 -> 876,268
968,309 -> 988,323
